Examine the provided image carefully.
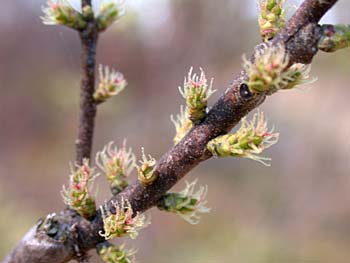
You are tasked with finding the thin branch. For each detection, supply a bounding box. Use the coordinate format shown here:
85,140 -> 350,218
4,0 -> 340,262
82,0 -> 92,8
75,18 -> 98,164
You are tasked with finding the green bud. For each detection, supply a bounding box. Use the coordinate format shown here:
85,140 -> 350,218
208,111 -> 279,166
158,179 -> 210,225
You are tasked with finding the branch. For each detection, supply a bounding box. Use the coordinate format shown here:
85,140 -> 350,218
4,0 -> 339,262
75,3 -> 98,164
104,0 -> 339,218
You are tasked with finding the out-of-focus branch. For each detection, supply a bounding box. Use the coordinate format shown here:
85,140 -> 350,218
4,0 -> 340,262
75,3 -> 98,164
82,0 -> 92,7
319,24 -> 350,52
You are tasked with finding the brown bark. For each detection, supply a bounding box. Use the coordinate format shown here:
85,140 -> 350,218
75,20 -> 98,164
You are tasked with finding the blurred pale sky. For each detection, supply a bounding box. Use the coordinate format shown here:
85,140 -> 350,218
0,0 -> 346,29
129,0 -> 345,30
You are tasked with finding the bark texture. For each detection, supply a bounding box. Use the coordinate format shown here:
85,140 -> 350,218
75,22 -> 98,164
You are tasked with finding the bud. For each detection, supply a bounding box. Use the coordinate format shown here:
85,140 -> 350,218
258,0 -> 286,41
96,0 -> 126,32
41,0 -> 87,30
96,141 -> 136,195
97,243 -> 136,263
99,198 -> 149,240
158,179 -> 210,225
243,44 -> 315,95
94,65 -> 127,103
178,67 -> 216,123
61,159 -> 99,218
137,148 -> 157,187
207,111 -> 279,166
319,24 -> 350,53
170,105 -> 193,145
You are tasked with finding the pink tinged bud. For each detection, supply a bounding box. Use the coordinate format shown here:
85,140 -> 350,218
61,159 -> 99,218
178,67 -> 216,123
96,141 -> 135,194
99,198 -> 149,240
94,65 -> 127,103
50,3 -> 59,9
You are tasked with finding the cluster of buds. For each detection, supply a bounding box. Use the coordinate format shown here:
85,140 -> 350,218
41,0 -> 87,30
170,105 -> 193,145
158,179 -> 210,225
61,159 -> 99,218
207,111 -> 279,166
178,67 -> 216,123
97,243 -> 136,263
258,0 -> 286,42
319,24 -> 350,53
42,0 -> 125,32
94,65 -> 127,103
96,141 -> 136,195
137,148 -> 157,187
99,198 -> 148,240
243,44 -> 314,95
95,0 -> 125,32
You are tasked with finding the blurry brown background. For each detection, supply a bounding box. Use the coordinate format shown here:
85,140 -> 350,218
0,0 -> 349,262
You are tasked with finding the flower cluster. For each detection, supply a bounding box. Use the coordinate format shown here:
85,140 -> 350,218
42,0 -> 125,31
170,105 -> 193,145
319,24 -> 350,53
61,159 -> 99,218
207,111 -> 279,166
41,0 -> 87,30
94,65 -> 127,103
258,0 -> 286,42
137,148 -> 157,187
96,141 -> 135,194
97,243 -> 136,263
158,179 -> 210,225
99,198 -> 148,240
179,67 -> 216,123
243,44 -> 314,95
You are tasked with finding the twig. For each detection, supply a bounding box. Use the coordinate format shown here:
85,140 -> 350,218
75,3 -> 98,164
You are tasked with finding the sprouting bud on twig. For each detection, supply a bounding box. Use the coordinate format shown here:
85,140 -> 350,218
170,105 -> 193,145
94,65 -> 127,103
99,198 -> 149,240
258,0 -> 286,42
41,0 -> 87,30
179,67 -> 216,123
158,179 -> 210,225
137,148 -> 157,186
97,243 -> 136,263
61,159 -> 99,218
243,44 -> 315,95
95,0 -> 125,31
66,0 -> 125,30
96,141 -> 136,195
319,24 -> 350,53
207,110 -> 279,166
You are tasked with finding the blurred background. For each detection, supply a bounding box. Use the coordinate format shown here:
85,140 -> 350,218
0,0 -> 349,262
